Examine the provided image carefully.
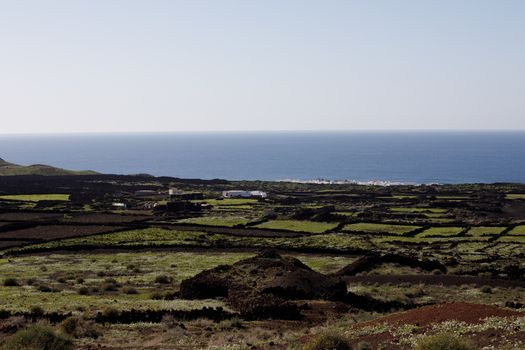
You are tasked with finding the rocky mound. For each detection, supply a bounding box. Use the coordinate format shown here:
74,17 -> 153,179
179,250 -> 348,319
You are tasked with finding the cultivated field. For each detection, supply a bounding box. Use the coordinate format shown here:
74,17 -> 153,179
0,174 -> 524,349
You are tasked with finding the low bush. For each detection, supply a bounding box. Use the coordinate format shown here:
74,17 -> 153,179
303,332 -> 352,350
4,322 -> 73,350
78,286 -> 90,295
30,305 -> 44,317
59,315 -> 100,339
414,333 -> 474,350
154,275 -> 172,284
4,277 -> 19,286
356,342 -> 372,350
123,286 -> 139,295
37,284 -> 54,293
480,285 -> 492,294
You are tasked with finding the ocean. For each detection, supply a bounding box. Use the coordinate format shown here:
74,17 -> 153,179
1,131 -> 525,184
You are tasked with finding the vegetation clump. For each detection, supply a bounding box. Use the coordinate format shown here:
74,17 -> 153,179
4,322 -> 74,350
414,333 -> 475,350
59,315 -> 100,339
303,332 -> 352,350
4,277 -> 19,286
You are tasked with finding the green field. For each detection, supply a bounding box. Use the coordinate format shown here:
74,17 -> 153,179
195,198 -> 258,206
177,216 -> 251,227
466,226 -> 506,236
505,193 -> 525,199
0,194 -> 70,202
254,220 -> 338,233
389,207 -> 447,213
0,251 -> 357,314
3,228 -> 373,255
507,225 -> 525,236
418,227 -> 464,237
342,223 -> 420,235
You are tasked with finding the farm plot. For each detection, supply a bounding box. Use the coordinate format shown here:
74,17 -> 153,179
64,213 -> 151,224
3,228 -> 373,255
196,198 -> 258,206
177,216 -> 251,227
507,225 -> 525,235
254,220 -> 338,233
0,194 -> 70,202
389,207 -> 447,214
506,193 -> 525,199
417,227 -> 465,238
466,226 -> 506,236
0,225 -> 124,241
342,223 -> 420,235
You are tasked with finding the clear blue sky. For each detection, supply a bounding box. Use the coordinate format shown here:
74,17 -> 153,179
1,1 -> 524,133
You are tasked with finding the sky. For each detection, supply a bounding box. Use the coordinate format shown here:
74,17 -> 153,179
1,0 -> 524,133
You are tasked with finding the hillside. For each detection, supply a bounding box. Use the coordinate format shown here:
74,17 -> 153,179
0,158 -> 97,176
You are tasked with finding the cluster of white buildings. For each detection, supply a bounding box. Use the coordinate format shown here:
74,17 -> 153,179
222,190 -> 267,198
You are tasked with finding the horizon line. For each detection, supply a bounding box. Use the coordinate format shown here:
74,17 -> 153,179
2,129 -> 525,136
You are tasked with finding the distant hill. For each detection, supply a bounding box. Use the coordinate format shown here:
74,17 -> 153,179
0,158 -> 98,176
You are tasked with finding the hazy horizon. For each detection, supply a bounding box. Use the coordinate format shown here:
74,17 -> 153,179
1,1 -> 524,133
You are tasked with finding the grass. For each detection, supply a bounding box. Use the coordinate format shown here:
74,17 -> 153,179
3,227 -> 373,255
390,207 -> 447,213
498,235 -> 525,243
176,216 -> 251,227
195,198 -> 258,206
507,225 -> 525,235
0,194 -> 70,202
254,220 -> 338,233
342,223 -> 420,235
334,212 -> 357,217
418,227 -> 464,237
0,251 -> 356,314
466,226 -> 506,236
505,193 -> 525,199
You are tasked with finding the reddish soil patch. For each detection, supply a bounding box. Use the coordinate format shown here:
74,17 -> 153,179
356,302 -> 524,329
0,225 -> 124,241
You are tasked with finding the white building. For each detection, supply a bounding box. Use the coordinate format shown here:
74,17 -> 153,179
222,190 -> 267,199
112,202 -> 127,210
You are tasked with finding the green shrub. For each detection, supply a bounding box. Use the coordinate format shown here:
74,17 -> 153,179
4,322 -> 73,350
414,333 -> 474,350
78,287 -> 90,295
59,316 -> 100,339
356,342 -> 372,350
303,332 -> 352,350
30,305 -> 44,317
154,275 -> 172,284
37,284 -> 53,293
4,277 -> 19,286
101,307 -> 120,319
123,286 -> 139,294
480,285 -> 492,294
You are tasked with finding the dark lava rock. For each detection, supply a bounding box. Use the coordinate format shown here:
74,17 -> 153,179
179,250 -> 348,319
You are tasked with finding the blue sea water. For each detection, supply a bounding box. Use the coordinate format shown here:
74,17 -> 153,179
0,132 -> 524,184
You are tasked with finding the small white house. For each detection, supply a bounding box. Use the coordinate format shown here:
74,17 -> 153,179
112,202 -> 127,210
222,190 -> 267,199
